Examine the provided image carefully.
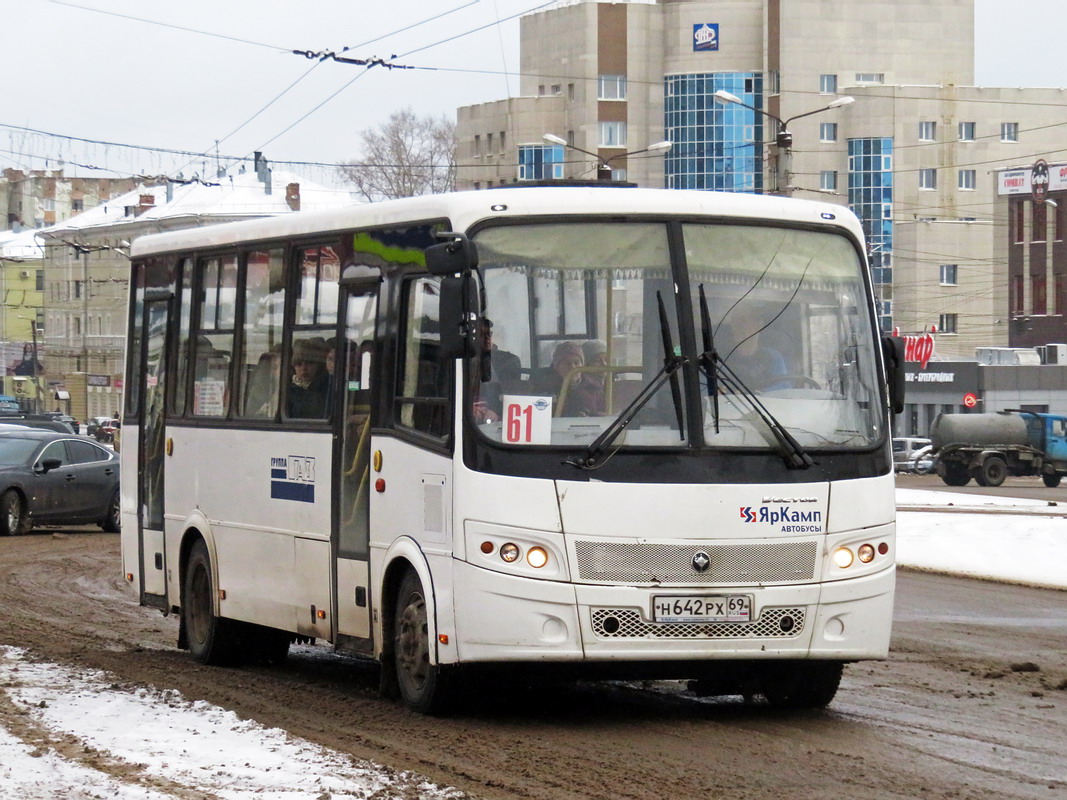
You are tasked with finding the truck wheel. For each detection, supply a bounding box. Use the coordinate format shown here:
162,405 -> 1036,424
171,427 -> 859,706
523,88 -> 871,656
980,456 -> 1007,488
1042,473 -> 1062,488
941,463 -> 970,486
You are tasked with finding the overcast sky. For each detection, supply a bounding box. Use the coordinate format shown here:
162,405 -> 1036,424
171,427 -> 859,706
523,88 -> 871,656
4,0 -> 1066,187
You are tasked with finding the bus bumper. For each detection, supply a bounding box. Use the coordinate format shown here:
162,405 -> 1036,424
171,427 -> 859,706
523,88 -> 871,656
450,561 -> 894,664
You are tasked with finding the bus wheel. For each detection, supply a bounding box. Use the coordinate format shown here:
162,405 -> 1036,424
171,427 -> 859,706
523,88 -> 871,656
393,570 -> 449,714
1042,473 -> 1062,488
761,662 -> 843,709
183,539 -> 238,666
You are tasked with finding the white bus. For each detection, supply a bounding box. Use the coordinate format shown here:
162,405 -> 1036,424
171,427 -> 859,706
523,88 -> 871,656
121,187 -> 905,713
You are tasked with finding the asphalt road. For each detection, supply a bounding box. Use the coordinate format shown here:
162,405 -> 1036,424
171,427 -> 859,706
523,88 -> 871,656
895,470 -> 1067,501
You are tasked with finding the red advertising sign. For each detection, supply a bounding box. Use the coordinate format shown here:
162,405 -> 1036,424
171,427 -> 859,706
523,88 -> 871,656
903,333 -> 935,369
962,392 -> 979,408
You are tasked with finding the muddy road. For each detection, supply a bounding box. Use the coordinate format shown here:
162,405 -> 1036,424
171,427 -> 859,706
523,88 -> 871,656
1,530 -> 1065,800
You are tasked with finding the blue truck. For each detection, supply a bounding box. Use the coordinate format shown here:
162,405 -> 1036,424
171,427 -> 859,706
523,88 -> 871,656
929,410 -> 1067,488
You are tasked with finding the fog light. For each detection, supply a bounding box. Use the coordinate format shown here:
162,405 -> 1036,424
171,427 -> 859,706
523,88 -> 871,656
527,546 -> 548,568
500,542 -> 521,563
858,543 -> 876,563
833,547 -> 854,568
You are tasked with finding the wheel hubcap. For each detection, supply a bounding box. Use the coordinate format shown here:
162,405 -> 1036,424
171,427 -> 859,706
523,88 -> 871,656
396,592 -> 429,689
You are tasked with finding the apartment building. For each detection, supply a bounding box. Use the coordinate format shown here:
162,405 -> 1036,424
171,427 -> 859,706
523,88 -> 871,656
456,0 -> 1067,359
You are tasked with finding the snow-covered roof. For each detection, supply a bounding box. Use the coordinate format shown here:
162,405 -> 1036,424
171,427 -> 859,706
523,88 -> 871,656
0,229 -> 44,260
45,169 -> 356,236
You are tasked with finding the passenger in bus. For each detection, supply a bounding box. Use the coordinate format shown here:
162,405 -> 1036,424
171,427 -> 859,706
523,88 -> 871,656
532,341 -> 601,416
288,337 -> 331,418
245,344 -> 282,418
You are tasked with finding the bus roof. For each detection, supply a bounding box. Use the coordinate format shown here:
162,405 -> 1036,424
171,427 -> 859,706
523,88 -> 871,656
129,187 -> 866,259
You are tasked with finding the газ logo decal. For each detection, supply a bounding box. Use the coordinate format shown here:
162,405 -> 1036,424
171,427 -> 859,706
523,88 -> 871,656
740,498 -> 824,532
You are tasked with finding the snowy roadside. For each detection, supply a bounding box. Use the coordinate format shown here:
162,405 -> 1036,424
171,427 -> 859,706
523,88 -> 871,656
0,646 -> 465,800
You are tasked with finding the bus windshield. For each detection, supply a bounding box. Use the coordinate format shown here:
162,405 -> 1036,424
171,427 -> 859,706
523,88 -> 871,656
469,220 -> 881,452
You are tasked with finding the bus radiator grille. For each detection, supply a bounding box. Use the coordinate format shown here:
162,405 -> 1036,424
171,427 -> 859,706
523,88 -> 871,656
590,608 -> 806,639
574,541 -> 818,584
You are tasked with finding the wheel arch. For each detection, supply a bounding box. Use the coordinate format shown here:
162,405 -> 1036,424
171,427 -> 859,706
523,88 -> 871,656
374,538 -> 438,666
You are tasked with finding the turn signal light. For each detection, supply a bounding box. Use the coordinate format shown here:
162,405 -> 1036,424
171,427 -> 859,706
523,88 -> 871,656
480,541 -> 495,554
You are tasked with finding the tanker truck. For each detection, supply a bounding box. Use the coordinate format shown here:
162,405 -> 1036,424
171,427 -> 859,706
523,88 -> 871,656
929,410 -> 1067,487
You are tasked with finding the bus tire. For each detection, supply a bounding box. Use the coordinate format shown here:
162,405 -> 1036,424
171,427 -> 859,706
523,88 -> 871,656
761,661 -> 843,709
0,489 -> 30,536
100,488 -> 121,533
1042,473 -> 1062,488
183,539 -> 239,666
979,456 -> 1007,488
393,569 -> 450,714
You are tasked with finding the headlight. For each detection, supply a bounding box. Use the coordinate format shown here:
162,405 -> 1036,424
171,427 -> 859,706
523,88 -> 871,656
833,547 -> 854,568
858,543 -> 876,563
527,546 -> 549,568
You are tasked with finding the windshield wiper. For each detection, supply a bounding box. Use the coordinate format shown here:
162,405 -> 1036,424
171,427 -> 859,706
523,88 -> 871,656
566,291 -> 685,470
697,285 -> 812,469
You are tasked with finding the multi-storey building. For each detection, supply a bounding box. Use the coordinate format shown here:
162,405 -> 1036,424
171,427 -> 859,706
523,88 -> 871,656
1,169 -> 138,232
456,0 -> 1067,359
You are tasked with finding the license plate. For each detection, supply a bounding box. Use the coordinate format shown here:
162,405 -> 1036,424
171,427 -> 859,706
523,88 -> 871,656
652,594 -> 751,623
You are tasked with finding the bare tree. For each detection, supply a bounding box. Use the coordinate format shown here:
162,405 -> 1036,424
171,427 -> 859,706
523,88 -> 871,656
338,108 -> 456,201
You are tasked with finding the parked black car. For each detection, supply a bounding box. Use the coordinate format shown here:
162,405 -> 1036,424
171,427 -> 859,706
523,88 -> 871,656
0,430 -> 120,535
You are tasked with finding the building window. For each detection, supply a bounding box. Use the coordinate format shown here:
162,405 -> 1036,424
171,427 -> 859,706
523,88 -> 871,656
568,83 -> 575,101
551,84 -> 561,95
517,144 -> 565,181
598,75 -> 627,100
819,122 -> 838,142
819,74 -> 837,94
1001,122 -> 1019,142
599,121 -> 627,147
938,313 -> 957,334
71,199 -> 83,212
918,121 -> 936,141
1011,274 -> 1024,314
767,71 -> 781,95
1034,276 -> 1048,314
939,264 -> 958,285
499,131 -> 506,153
958,169 -> 976,190
958,122 -> 976,141
473,134 -> 480,157
486,132 -> 494,153
855,73 -> 884,84
36,270 -> 44,291
847,136 -> 894,315
1013,202 -> 1025,243
820,170 -> 838,191
919,168 -> 937,190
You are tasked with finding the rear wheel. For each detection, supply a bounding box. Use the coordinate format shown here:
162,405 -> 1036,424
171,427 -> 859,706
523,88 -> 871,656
393,570 -> 450,714
100,488 -> 120,532
183,539 -> 239,665
0,490 -> 30,536
980,456 -> 1007,488
941,462 -> 971,486
1042,473 -> 1062,488
761,662 -> 843,709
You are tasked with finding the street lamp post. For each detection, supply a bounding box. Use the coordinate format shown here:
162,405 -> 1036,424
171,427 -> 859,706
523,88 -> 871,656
542,134 -> 672,182
712,91 -> 854,196
15,315 -> 43,414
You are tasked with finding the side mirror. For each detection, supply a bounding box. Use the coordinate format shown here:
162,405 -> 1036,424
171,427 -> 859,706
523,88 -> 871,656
882,336 -> 906,415
439,273 -> 479,359
37,458 -> 62,474
426,233 -> 478,276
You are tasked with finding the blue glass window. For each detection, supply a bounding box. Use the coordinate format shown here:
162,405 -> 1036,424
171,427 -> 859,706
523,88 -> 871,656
517,145 -> 564,181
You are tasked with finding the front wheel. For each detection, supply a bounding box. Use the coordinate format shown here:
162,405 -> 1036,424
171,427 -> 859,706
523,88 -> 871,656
761,662 -> 843,709
0,489 -> 30,536
393,570 -> 450,714
1042,473 -> 1062,488
100,488 -> 120,532
182,539 -> 239,665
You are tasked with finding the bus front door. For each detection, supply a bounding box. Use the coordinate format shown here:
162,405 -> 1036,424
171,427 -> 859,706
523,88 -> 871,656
136,295 -> 170,608
333,277 -> 378,649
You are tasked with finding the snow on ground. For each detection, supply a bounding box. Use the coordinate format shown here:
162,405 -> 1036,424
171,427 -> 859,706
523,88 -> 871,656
0,646 -> 463,800
896,488 -> 1067,590
2,487 -> 1064,797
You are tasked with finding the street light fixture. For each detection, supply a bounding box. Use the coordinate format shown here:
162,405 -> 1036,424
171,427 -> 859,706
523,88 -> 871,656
542,133 -> 672,182
712,91 -> 854,195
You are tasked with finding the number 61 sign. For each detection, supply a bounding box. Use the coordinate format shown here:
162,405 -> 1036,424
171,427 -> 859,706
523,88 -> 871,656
500,395 -> 553,445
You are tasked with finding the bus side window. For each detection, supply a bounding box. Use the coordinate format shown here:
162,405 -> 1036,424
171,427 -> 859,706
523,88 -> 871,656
191,255 -> 237,417
396,276 -> 451,438
237,249 -> 286,419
